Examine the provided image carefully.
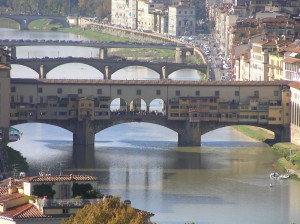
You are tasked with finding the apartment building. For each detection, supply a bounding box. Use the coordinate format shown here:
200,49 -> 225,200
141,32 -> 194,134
111,0 -> 138,29
168,4 -> 196,36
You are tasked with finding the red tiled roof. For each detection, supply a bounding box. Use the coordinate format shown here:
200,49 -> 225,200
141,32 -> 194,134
283,58 -> 300,63
0,64 -> 10,70
0,193 -> 25,203
22,174 -> 98,182
0,187 -> 8,195
1,203 -> 50,219
289,82 -> 300,90
11,79 -> 292,86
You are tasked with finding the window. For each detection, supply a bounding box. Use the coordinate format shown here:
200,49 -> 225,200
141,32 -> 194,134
29,96 -> 33,103
40,97 -> 43,104
179,21 -> 181,26
179,10 -> 181,14
286,103 -> 289,106
57,88 -> 62,94
78,88 -> 82,94
117,89 -> 122,95
235,91 -> 239,96
195,90 -> 200,96
137,89 -> 141,95
11,86 -> 16,92
176,90 -> 180,96
11,96 -> 14,103
97,89 -> 102,95
156,89 -> 161,95
274,91 -> 278,96
38,87 -> 43,93
63,209 -> 69,214
20,96 -> 23,103
254,91 -> 259,97
215,91 -> 219,97
185,10 -> 187,14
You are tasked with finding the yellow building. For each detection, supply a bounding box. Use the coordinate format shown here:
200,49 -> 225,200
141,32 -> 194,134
78,97 -> 95,121
168,97 -> 190,120
269,51 -> 284,80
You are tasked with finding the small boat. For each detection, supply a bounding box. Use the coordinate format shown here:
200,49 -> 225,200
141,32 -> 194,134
270,172 -> 279,179
278,174 -> 290,180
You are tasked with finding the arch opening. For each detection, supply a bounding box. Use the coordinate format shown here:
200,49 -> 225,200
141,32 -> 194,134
168,69 -> 203,81
149,98 -> 166,115
47,63 -> 104,79
96,122 -> 177,143
110,98 -> 128,114
111,66 -> 160,80
129,98 -> 147,114
11,64 -> 39,78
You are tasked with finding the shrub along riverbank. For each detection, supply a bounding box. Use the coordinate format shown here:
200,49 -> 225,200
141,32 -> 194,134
233,125 -> 300,179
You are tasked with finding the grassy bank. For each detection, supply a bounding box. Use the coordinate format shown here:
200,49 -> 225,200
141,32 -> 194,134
28,19 -> 62,30
233,125 -> 300,179
0,18 -> 19,29
233,125 -> 274,142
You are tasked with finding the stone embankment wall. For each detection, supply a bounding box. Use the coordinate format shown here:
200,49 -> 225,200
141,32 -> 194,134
79,18 -> 206,64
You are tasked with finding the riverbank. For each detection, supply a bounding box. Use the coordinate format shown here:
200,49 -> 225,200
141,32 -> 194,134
233,125 -> 300,179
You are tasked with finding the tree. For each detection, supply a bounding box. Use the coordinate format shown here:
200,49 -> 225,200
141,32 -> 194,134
32,184 -> 56,199
72,183 -> 102,199
61,198 -> 155,224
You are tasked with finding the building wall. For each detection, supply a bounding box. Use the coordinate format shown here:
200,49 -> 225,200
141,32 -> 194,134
168,5 -> 195,36
290,86 -> 300,146
0,69 -> 10,129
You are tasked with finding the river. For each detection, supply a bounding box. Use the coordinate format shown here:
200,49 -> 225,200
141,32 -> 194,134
2,28 -> 300,224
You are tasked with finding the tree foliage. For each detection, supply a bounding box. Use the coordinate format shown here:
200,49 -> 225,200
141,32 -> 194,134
0,0 -> 110,18
72,183 -> 102,199
32,184 -> 56,199
61,198 -> 155,224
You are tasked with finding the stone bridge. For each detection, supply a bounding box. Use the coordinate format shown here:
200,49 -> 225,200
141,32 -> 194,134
10,114 -> 290,146
0,14 -> 69,30
10,58 -> 207,79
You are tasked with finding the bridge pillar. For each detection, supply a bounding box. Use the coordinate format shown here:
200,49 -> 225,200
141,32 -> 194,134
73,119 -> 95,145
8,47 -> 16,59
99,48 -> 108,59
161,66 -> 168,79
19,20 -> 28,30
39,65 -> 47,79
274,125 -> 290,142
178,121 -> 201,146
175,49 -> 184,63
105,66 -> 111,79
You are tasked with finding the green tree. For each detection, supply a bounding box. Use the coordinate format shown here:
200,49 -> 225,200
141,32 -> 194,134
61,198 -> 155,224
32,184 -> 56,199
72,183 -> 102,199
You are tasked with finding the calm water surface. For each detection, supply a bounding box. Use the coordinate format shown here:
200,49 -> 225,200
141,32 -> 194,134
2,28 -> 300,224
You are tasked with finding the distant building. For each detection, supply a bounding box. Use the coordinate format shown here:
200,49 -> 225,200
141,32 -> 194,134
168,4 -> 196,36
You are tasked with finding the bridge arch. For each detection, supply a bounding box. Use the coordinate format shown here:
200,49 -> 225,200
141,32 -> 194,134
111,66 -> 160,80
168,68 -> 203,80
27,18 -> 64,29
10,64 -> 39,78
129,98 -> 147,113
95,122 -> 177,143
46,63 -> 104,79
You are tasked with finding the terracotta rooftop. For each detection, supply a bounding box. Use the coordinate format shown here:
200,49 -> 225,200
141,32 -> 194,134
21,174 -> 98,182
0,203 -> 50,219
11,79 -> 292,86
0,187 -> 8,195
0,193 -> 25,203
283,58 -> 300,63
289,82 -> 300,90
0,64 -> 10,70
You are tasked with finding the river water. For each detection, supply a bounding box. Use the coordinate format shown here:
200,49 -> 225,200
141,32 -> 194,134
2,28 -> 300,224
